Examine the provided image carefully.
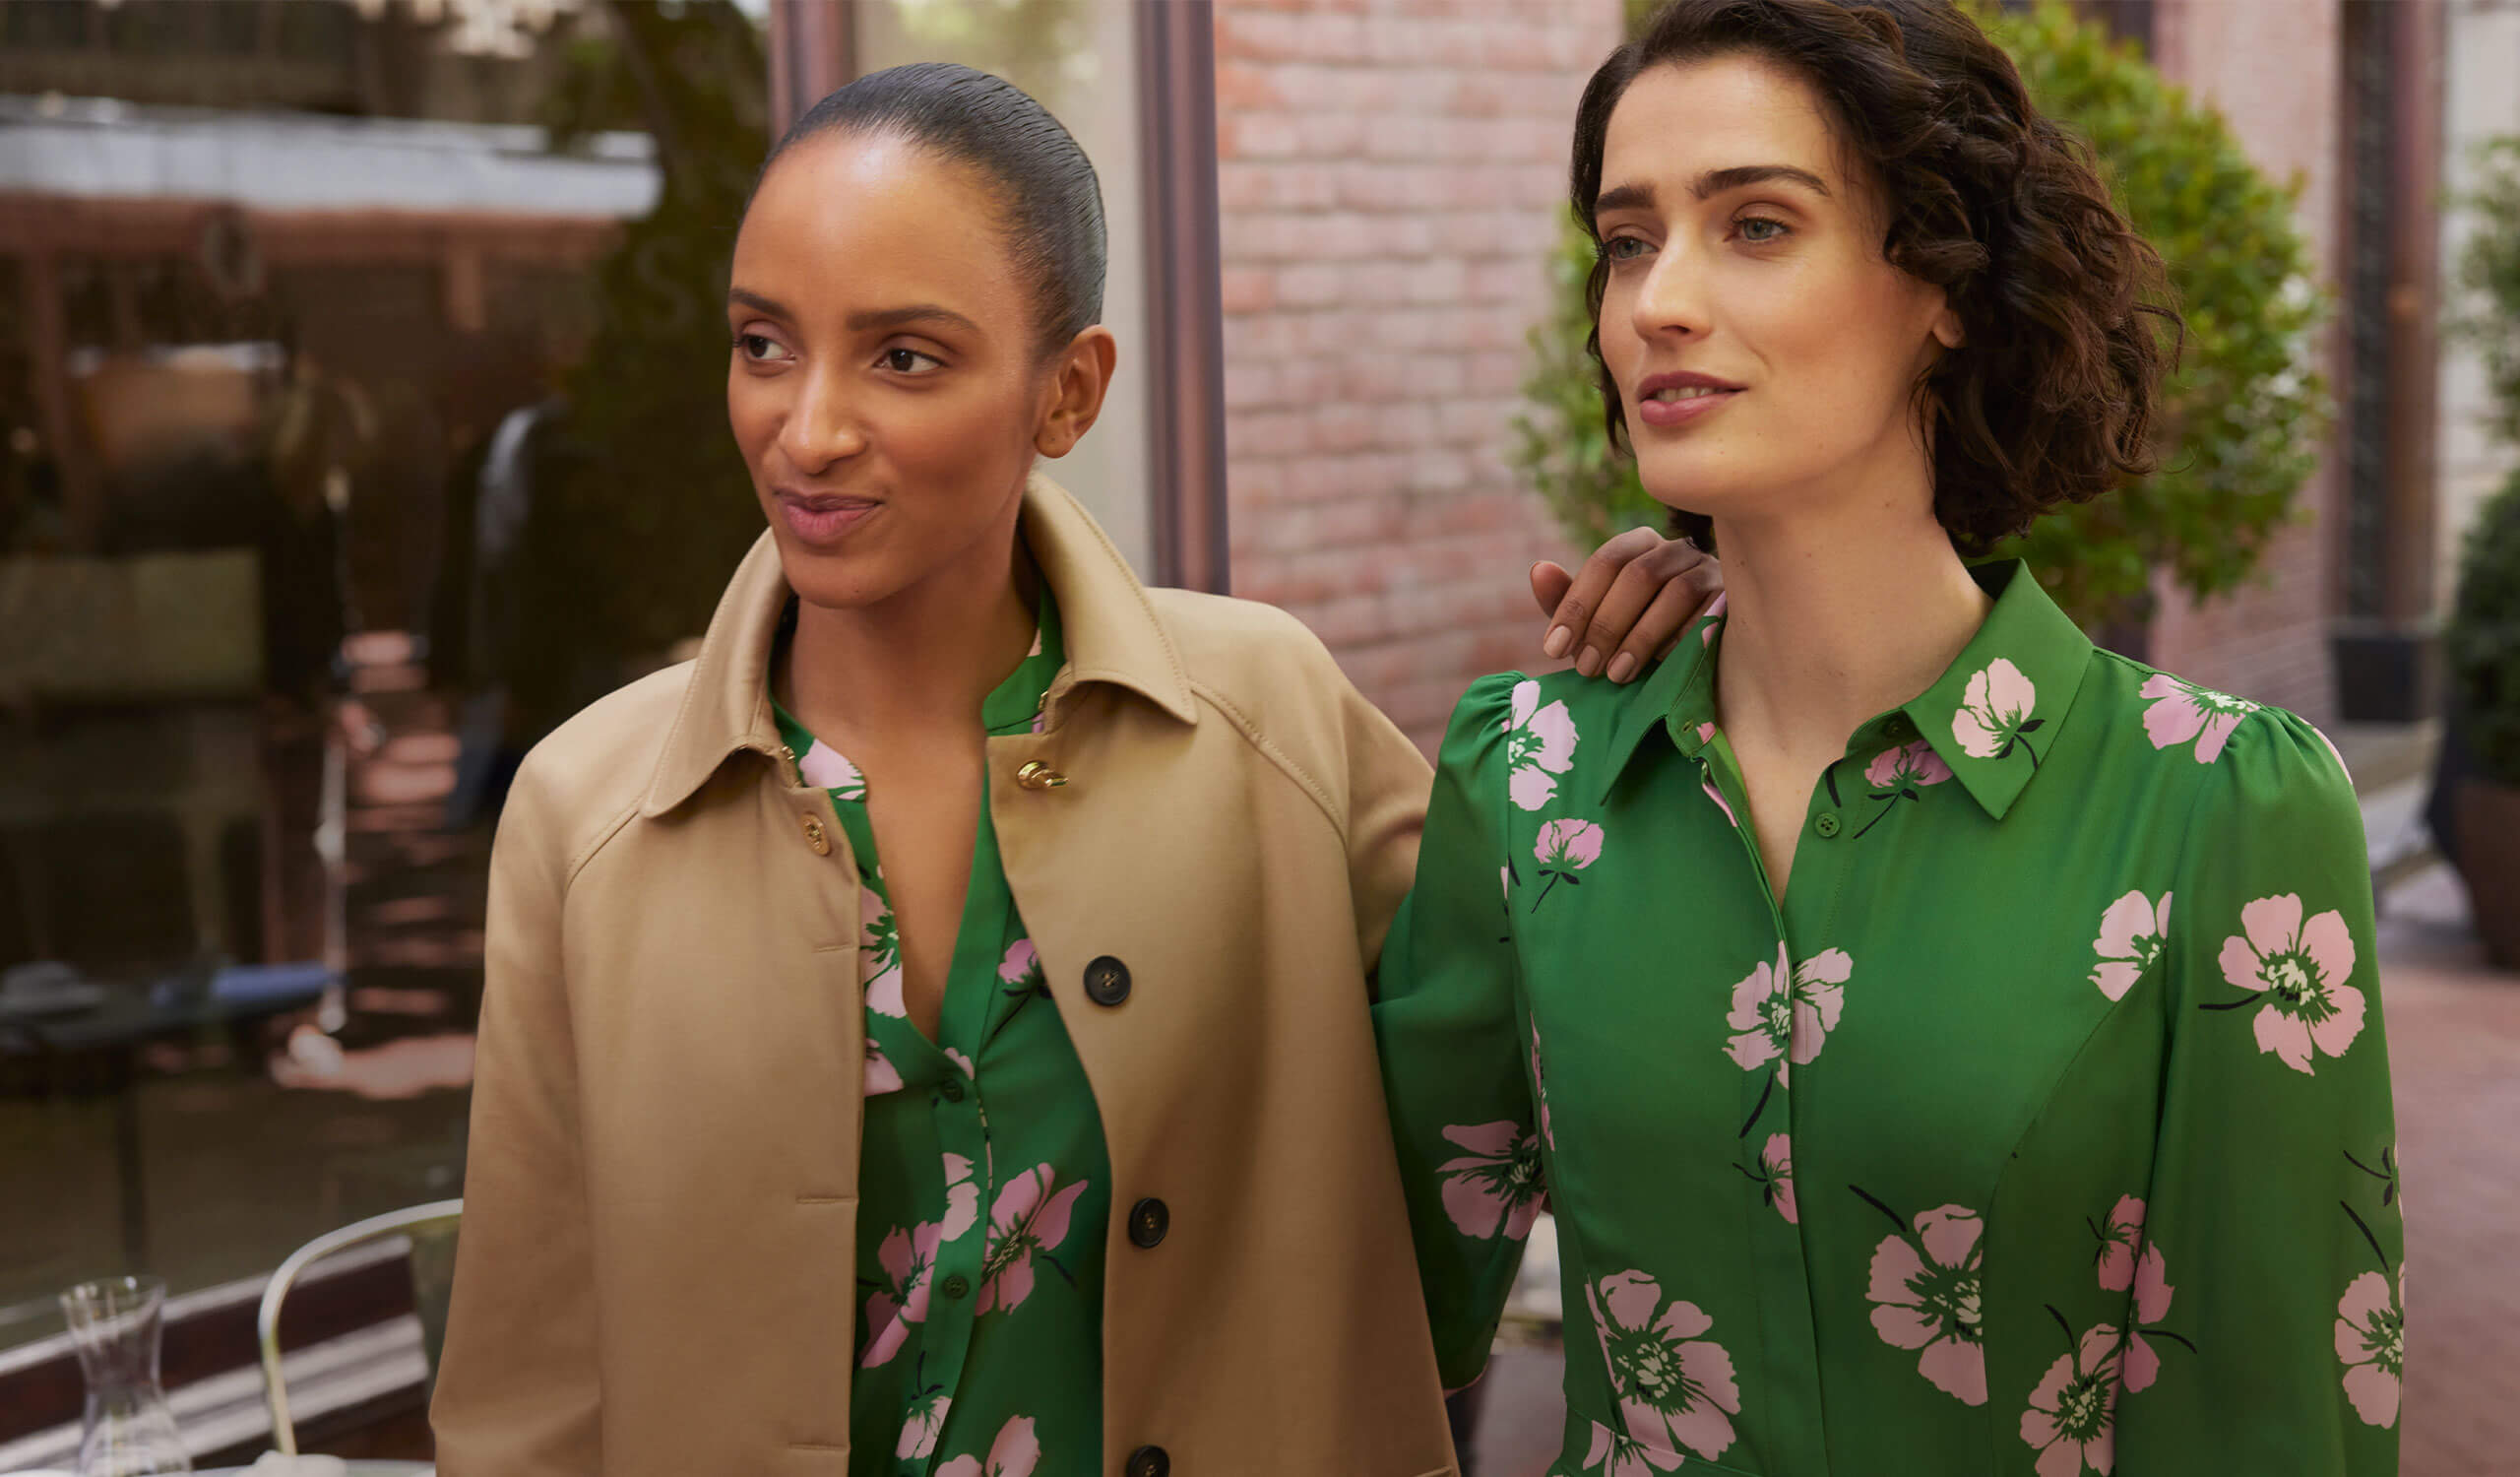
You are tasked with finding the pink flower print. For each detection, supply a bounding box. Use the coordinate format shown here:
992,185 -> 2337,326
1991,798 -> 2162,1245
1586,1271 -> 1740,1462
2089,892 -> 2172,1002
2091,1196 -> 2176,1391
2138,674 -> 2257,764
1725,945 -> 1793,1077
999,939 -> 1041,989
2214,893 -> 2365,1073
1852,738 -> 1954,837
2335,1268 -> 2404,1428
864,1037 -> 904,1097
797,738 -> 866,800
1724,943 -> 1853,1085
1864,1202 -> 1987,1405
1504,678 -> 1580,811
862,887 -> 906,1018
1863,738 -> 1952,792
936,1416 -> 1041,1477
1531,818 -> 1605,909
1696,592 -> 1727,645
1581,1421 -> 1684,1476
2092,1194 -> 2150,1292
897,1389 -> 950,1459
976,1165 -> 1088,1315
2020,1326 -> 2122,1477
1753,1133 -> 1796,1225
940,1152 -> 979,1242
859,1221 -> 944,1368
1437,1122 -> 1544,1240
945,1047 -> 975,1078
1695,721 -> 1717,745
1701,777 -> 1739,830
1952,658 -> 2043,764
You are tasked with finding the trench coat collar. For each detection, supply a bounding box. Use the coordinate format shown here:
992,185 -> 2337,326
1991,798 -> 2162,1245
641,471 -> 1199,818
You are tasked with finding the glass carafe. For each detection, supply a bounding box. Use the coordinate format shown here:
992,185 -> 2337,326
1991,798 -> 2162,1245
59,1276 -> 191,1475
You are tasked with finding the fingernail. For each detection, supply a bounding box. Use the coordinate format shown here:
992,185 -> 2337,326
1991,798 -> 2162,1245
1544,625 -> 1572,659
1607,652 -> 1638,683
1576,647 -> 1602,677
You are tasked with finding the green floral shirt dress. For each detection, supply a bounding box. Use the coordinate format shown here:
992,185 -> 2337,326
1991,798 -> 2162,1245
1376,561 -> 2404,1477
773,590 -> 1105,1477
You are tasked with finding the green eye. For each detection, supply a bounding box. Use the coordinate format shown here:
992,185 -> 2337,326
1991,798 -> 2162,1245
1738,217 -> 1789,243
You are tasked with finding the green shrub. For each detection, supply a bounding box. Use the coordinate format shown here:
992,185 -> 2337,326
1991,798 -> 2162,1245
2448,138 -> 2520,786
2449,469 -> 2520,787
1509,0 -> 2331,629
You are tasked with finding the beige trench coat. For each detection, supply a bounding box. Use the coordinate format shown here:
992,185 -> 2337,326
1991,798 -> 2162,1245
431,476 -> 1456,1476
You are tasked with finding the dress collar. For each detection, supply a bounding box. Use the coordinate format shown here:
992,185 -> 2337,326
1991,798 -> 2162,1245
1597,561 -> 2095,821
641,471 -> 1195,818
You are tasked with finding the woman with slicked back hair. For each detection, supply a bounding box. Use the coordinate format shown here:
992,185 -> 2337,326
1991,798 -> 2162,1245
432,60 -> 1722,1477
1375,4 -> 2402,1475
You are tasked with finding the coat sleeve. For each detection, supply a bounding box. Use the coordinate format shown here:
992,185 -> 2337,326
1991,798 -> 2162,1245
2113,710 -> 2402,1474
1373,674 -> 1541,1390
1341,671 -> 1437,974
430,752 -> 604,1473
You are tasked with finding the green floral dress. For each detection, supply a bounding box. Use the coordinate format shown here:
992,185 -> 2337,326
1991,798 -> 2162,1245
773,590 -> 1106,1477
1376,561 -> 2404,1477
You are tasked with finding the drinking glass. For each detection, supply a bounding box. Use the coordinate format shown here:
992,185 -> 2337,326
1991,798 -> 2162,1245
58,1275 -> 191,1475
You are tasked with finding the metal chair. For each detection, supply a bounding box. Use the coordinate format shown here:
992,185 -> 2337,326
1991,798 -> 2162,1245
255,1198 -> 463,1454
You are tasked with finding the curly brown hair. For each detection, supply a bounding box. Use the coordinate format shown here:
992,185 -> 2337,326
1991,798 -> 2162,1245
1573,0 -> 2177,553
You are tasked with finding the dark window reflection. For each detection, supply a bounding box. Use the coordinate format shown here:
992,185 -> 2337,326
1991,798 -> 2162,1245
0,2 -> 769,1396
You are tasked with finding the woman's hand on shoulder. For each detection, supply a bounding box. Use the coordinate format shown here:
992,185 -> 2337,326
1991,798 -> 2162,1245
1531,527 -> 1723,683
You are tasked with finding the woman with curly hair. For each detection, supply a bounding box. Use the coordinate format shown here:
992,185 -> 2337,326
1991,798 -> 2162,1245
1376,2 -> 2402,1473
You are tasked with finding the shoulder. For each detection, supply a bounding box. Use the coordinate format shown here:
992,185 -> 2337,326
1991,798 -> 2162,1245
1145,587 -> 1351,689
2085,653 -> 2361,848
1144,586 -> 1381,737
1141,585 -> 1426,802
1435,663 -> 1652,784
499,661 -> 696,876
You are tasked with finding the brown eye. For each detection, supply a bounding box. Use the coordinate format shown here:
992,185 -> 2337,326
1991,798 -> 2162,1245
882,347 -> 945,374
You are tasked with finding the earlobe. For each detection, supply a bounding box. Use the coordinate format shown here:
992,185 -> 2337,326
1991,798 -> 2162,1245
1932,306 -> 1965,352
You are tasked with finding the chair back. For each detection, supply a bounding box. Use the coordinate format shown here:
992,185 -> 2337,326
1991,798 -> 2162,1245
256,1198 -> 463,1455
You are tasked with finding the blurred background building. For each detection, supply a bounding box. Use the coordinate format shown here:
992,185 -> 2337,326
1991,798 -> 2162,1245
0,0 -> 2508,1469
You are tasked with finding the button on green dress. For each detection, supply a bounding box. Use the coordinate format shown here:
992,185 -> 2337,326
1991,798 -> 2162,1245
774,590 -> 1110,1477
1376,562 -> 2403,1476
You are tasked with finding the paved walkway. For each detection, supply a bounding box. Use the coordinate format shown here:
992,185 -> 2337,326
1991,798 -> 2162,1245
1468,851 -> 2512,1477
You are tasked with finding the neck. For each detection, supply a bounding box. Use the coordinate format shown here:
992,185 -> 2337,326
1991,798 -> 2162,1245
782,507 -> 1040,738
1709,483 -> 1989,754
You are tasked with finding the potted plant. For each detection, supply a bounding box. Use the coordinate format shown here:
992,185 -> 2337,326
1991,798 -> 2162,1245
2441,137 -> 2520,965
2444,469 -> 2520,967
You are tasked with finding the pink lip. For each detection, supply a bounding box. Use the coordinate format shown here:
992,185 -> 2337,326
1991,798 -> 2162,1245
1633,369 -> 1744,429
776,489 -> 881,546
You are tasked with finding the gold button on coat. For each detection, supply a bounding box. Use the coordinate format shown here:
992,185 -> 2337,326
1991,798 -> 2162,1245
798,813 -> 831,855
1015,760 -> 1068,791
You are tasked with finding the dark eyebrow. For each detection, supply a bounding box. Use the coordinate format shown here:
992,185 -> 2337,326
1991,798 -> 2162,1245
1592,164 -> 1832,224
725,289 -> 982,339
1693,164 -> 1831,200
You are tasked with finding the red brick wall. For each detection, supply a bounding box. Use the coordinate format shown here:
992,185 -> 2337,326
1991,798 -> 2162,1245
2140,0 -> 2345,726
1213,0 -> 1621,752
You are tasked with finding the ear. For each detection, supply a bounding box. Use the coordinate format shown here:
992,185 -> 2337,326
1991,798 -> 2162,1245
1929,297 -> 1965,352
1034,326 -> 1119,459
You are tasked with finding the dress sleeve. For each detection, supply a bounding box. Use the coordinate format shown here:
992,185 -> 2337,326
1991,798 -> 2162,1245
2115,710 -> 2402,1474
430,753 -> 604,1474
1373,674 -> 1541,1390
